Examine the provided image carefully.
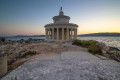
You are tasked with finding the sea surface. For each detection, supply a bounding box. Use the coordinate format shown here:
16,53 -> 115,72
5,36 -> 45,40
5,36 -> 120,48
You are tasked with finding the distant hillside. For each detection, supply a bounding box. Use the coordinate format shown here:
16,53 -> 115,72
78,33 -> 120,37
14,35 -> 45,37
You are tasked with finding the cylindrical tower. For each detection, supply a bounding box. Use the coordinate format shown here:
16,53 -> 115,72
44,7 -> 78,42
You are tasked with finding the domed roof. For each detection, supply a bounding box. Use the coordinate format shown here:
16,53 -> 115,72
53,15 -> 70,20
53,7 -> 70,20
44,7 -> 78,28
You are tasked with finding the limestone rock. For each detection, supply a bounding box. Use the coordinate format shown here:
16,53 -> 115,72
0,37 -> 5,42
109,46 -> 120,51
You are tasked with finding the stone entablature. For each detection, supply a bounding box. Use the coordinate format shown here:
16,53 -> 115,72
45,23 -> 78,28
44,7 -> 78,42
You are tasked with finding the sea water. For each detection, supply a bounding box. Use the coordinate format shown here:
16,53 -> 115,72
5,36 -> 45,40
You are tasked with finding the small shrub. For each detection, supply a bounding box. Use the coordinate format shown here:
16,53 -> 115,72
19,50 -> 27,53
0,37 -> 5,42
73,39 -> 97,48
73,39 -> 103,55
21,51 -> 37,58
88,45 -> 102,55
72,39 -> 82,45
107,52 -> 114,55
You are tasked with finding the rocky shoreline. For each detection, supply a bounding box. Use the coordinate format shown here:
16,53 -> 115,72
72,39 -> 120,62
96,42 -> 120,62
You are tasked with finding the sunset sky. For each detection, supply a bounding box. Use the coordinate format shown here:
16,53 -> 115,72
0,0 -> 120,36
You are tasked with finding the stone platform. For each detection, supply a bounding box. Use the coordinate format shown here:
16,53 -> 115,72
61,51 -> 100,59
1,59 -> 120,80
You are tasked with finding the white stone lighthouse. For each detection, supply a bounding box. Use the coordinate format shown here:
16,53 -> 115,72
44,7 -> 78,41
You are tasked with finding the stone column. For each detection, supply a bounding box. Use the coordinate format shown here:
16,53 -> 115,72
75,29 -> 77,39
62,28 -> 64,40
48,28 -> 51,40
57,28 -> 59,40
71,28 -> 73,40
47,28 -> 48,40
67,28 -> 69,40
52,28 -> 54,40
69,28 -> 71,39
46,29 -> 48,40
0,53 -> 7,78
73,28 -> 75,39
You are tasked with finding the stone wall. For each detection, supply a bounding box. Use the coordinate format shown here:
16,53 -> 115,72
0,53 -> 7,78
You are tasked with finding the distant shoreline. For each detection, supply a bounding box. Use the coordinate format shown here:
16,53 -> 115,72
78,36 -> 120,37
2,36 -> 120,38
78,32 -> 120,37
1,32 -> 120,37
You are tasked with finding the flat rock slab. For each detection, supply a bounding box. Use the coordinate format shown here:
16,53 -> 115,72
61,51 -> 100,59
1,59 -> 120,80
